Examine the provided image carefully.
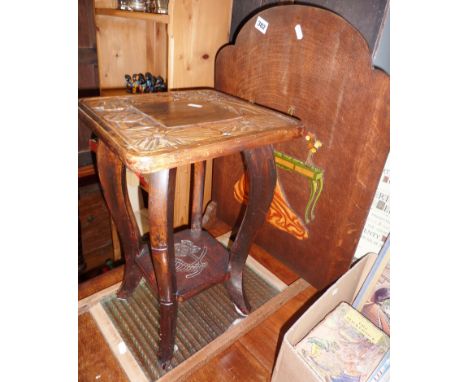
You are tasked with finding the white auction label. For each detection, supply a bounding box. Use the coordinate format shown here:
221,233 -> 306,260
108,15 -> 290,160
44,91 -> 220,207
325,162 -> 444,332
295,24 -> 303,40
255,16 -> 269,34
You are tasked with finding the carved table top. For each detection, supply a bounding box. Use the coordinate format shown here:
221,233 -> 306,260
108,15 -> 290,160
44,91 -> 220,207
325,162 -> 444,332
79,89 -> 304,173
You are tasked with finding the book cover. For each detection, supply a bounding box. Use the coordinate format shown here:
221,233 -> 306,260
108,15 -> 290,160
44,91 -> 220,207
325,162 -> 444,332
295,302 -> 390,382
353,236 -> 390,335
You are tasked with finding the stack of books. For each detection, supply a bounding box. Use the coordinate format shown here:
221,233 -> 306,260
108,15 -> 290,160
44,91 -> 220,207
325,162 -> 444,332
295,236 -> 390,382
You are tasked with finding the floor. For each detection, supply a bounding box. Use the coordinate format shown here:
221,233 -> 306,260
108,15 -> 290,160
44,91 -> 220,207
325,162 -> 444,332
78,181 -> 319,381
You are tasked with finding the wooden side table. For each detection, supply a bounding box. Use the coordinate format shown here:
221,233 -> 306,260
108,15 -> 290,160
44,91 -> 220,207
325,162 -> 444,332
78,89 -> 303,367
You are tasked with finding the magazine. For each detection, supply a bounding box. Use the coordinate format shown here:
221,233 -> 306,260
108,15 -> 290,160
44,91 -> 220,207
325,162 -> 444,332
295,302 -> 390,382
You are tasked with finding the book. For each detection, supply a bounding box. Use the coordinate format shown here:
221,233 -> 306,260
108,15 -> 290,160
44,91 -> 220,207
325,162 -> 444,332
295,302 -> 390,382
353,236 -> 390,335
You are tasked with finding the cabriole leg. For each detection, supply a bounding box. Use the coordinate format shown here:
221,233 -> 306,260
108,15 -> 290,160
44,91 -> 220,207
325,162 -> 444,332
96,142 -> 143,299
226,145 -> 277,315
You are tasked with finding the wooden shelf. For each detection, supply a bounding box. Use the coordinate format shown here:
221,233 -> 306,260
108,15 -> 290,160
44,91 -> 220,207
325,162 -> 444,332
173,229 -> 230,301
134,229 -> 229,302
95,8 -> 169,23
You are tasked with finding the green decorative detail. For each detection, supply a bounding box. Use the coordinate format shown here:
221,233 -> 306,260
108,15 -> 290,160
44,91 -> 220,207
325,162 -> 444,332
274,151 -> 324,224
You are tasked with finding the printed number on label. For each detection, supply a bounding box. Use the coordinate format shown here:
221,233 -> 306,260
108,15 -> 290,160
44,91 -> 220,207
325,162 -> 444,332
255,16 -> 269,34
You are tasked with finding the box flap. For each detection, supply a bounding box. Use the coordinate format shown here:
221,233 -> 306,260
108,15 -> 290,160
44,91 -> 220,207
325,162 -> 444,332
286,253 -> 377,345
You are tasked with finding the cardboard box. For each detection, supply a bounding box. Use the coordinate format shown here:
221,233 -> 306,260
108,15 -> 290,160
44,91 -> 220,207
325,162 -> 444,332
271,253 -> 378,382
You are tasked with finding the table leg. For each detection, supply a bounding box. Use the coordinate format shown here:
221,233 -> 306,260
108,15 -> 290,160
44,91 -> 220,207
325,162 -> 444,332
147,168 -> 178,369
226,145 -> 277,315
96,142 -> 143,299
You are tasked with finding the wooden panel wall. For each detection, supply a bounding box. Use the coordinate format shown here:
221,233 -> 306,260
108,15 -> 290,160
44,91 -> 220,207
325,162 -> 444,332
168,0 -> 233,89
95,16 -> 167,89
230,0 -> 389,54
213,5 -> 389,289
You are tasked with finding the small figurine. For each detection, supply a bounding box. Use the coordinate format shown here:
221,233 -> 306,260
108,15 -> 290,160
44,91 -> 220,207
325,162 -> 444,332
131,74 -> 139,94
137,73 -> 146,93
145,72 -> 154,92
124,74 -> 132,93
154,75 -> 167,92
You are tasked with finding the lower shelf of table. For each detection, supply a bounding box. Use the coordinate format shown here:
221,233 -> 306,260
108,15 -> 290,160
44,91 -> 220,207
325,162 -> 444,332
135,229 -> 230,302
173,229 -> 230,301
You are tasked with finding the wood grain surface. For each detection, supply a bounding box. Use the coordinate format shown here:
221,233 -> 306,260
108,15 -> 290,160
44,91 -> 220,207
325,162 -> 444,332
229,0 -> 389,55
183,286 -> 318,381
238,286 -> 318,373
79,89 -> 303,174
79,312 -> 128,382
213,4 -> 390,289
183,342 -> 270,381
95,15 -> 165,89
168,0 -> 233,89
